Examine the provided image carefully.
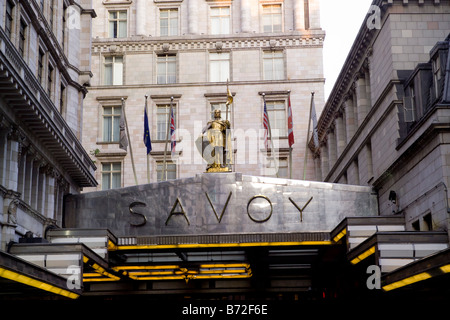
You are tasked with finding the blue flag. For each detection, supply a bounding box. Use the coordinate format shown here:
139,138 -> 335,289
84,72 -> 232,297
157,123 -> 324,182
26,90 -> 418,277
143,100 -> 152,154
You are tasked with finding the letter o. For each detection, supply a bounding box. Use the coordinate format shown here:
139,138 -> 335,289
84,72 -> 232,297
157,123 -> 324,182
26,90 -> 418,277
247,195 -> 273,223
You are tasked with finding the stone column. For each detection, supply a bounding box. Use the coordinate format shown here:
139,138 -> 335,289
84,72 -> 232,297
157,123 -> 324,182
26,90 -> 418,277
45,169 -> 56,220
327,126 -> 337,170
5,129 -> 20,191
314,154 -> 322,182
294,0 -> 305,30
335,112 -> 346,158
135,0 -> 146,36
23,151 -> 35,203
320,141 -> 329,181
344,95 -> 356,143
31,160 -> 41,210
188,0 -> 199,34
241,0 -> 251,33
355,74 -> 368,127
17,145 -> 27,197
37,166 -> 47,215
0,129 -> 7,187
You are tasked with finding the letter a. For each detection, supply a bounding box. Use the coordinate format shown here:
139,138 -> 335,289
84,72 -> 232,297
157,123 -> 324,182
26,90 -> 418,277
366,265 -> 381,290
165,198 -> 190,226
366,5 -> 381,30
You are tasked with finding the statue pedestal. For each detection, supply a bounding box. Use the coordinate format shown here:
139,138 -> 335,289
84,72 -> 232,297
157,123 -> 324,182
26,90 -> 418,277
206,166 -> 232,173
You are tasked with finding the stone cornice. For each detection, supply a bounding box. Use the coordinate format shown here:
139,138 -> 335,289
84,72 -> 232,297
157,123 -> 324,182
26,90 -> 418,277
92,31 -> 325,53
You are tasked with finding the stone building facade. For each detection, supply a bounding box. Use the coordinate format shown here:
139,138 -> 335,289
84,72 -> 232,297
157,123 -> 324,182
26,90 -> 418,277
312,0 -> 450,236
83,0 -> 325,191
0,0 -> 97,251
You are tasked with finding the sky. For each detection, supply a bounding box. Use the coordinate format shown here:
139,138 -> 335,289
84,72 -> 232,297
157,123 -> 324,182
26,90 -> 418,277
320,0 -> 375,99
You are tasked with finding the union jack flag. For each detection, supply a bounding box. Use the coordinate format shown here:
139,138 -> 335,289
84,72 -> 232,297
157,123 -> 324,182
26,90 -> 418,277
263,98 -> 270,150
170,106 -> 176,158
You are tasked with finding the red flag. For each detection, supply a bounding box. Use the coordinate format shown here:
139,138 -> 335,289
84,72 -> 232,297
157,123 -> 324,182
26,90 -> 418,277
287,94 -> 295,147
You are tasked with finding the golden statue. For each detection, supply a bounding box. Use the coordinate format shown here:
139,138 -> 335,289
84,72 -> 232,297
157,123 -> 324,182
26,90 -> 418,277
196,109 -> 232,172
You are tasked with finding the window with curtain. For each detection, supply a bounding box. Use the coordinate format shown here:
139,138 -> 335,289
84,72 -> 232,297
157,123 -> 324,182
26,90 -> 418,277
101,162 -> 122,190
157,54 -> 176,84
103,106 -> 122,142
209,52 -> 230,82
262,4 -> 282,33
157,162 -> 176,181
104,56 -> 123,85
109,11 -> 127,38
156,104 -> 176,140
210,6 -> 230,35
160,9 -> 178,36
263,51 -> 284,80
266,100 -> 287,137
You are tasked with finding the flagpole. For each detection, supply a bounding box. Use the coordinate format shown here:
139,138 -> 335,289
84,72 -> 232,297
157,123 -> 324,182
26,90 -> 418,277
145,95 -> 150,184
288,90 -> 293,179
122,98 -> 138,185
303,92 -> 314,180
262,93 -> 278,178
163,96 -> 174,181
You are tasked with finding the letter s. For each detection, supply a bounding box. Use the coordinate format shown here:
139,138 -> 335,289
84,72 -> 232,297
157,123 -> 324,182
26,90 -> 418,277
129,201 -> 147,227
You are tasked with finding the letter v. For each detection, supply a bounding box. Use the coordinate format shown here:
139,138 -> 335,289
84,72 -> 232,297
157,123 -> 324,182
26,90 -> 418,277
205,192 -> 232,223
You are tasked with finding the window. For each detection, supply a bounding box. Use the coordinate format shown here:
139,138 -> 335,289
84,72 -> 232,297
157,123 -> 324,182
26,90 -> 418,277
47,64 -> 54,97
19,19 -> 27,57
62,4 -> 67,51
49,0 -> 54,30
263,51 -> 284,80
160,9 -> 178,36
157,54 -> 176,84
157,162 -> 176,181
109,11 -> 127,38
266,157 -> 288,178
5,0 -> 14,39
262,4 -> 282,33
156,104 -> 176,140
37,49 -> 44,84
60,84 -> 66,114
423,213 -> 432,231
404,85 -> 416,123
277,158 -> 288,178
103,56 -> 123,85
209,52 -> 230,82
210,102 -> 231,122
266,100 -> 286,137
102,106 -> 122,142
40,0 -> 44,11
433,56 -> 442,99
101,162 -> 122,190
211,7 -> 230,35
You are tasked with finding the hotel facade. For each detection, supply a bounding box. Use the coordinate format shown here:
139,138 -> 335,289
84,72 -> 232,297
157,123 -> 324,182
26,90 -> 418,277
82,0 -> 325,191
1,0 -> 449,302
